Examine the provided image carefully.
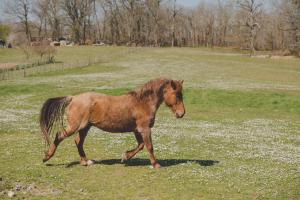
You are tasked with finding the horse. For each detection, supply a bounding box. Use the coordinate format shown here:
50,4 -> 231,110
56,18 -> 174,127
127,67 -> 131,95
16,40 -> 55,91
40,78 -> 185,169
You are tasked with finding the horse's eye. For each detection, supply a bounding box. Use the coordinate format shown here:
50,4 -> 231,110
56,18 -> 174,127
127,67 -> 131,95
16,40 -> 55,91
176,93 -> 182,100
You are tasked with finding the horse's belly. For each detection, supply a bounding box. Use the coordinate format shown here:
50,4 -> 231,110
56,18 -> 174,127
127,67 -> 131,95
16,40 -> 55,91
90,96 -> 137,133
93,118 -> 136,133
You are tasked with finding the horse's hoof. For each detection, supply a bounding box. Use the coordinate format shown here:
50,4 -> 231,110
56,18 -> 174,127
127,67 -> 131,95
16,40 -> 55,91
86,160 -> 94,166
153,163 -> 161,169
121,153 -> 128,163
80,160 -> 88,166
80,159 -> 94,166
42,156 -> 50,163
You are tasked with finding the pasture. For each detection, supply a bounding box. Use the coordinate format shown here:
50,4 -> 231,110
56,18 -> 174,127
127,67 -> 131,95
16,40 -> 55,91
0,46 -> 299,199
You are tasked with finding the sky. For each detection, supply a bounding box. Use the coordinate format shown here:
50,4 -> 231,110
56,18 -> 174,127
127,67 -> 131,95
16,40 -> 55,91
0,0 -> 6,22
177,0 -> 204,7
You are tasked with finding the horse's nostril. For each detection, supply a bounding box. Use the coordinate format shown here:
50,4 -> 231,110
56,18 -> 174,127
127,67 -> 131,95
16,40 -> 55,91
176,112 -> 184,118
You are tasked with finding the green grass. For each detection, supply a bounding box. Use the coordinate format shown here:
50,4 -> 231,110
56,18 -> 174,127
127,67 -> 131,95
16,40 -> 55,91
0,46 -> 299,199
184,88 -> 300,121
29,64 -> 124,77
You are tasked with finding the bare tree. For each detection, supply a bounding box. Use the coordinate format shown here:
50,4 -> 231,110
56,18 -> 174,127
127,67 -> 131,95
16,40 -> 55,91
146,0 -> 163,46
238,0 -> 263,56
215,0 -> 233,46
171,0 -> 177,47
33,0 -> 49,38
205,6 -> 215,47
104,0 -> 122,44
46,0 -> 63,41
121,0 -> 147,45
3,0 -> 298,52
63,0 -> 93,44
6,0 -> 32,41
280,0 -> 300,55
169,0 -> 181,47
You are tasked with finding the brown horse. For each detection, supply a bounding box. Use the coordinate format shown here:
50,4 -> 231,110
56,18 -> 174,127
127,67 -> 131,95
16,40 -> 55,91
40,78 -> 185,169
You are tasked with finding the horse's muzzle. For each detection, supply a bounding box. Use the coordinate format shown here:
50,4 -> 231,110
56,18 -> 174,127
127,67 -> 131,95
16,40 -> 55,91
175,111 -> 185,118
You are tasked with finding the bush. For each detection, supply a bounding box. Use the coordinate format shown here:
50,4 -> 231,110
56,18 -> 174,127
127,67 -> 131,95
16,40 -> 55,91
0,24 -> 10,41
32,40 -> 57,63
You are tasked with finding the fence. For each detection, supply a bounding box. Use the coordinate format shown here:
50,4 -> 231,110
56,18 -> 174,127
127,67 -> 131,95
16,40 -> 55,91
0,46 -> 143,81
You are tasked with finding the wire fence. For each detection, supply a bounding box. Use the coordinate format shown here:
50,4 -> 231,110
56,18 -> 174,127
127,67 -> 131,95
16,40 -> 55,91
0,46 -> 143,81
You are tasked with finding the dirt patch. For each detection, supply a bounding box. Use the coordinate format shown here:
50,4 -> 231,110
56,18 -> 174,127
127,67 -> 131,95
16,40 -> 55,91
0,63 -> 18,70
270,55 -> 297,59
0,181 -> 62,199
252,55 -> 297,59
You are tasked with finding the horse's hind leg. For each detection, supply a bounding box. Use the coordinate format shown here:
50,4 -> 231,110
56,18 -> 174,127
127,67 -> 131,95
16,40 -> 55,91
75,125 -> 92,166
121,132 -> 144,163
43,126 -> 77,163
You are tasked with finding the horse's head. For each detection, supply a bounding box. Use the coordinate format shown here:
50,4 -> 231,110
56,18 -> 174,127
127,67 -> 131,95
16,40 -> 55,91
163,80 -> 185,118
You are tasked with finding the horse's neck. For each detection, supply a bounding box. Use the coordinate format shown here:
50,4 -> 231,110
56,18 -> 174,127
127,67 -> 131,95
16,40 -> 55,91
147,90 -> 164,114
138,80 -> 166,114
153,82 -> 166,110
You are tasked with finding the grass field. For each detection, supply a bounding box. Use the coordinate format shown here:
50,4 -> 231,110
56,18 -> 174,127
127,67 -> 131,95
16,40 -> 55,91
0,46 -> 299,199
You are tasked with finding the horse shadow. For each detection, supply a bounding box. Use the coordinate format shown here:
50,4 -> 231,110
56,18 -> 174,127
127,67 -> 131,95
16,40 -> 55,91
46,158 -> 219,168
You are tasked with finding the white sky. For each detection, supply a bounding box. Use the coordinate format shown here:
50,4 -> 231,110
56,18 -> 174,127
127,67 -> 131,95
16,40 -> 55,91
177,0 -> 204,7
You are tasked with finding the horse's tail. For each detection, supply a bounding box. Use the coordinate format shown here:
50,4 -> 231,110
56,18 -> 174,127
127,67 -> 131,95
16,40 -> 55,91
39,96 -> 72,145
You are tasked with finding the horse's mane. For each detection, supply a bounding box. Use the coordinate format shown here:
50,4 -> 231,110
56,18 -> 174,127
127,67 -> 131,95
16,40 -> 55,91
129,78 -> 170,100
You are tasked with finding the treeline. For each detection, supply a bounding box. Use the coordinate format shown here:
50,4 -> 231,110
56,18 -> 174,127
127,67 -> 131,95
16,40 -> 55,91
2,0 -> 300,55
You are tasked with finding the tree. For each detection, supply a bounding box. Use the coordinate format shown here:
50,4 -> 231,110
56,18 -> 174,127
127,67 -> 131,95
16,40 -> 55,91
63,0 -> 93,44
170,0 -> 179,47
121,0 -> 146,44
102,0 -> 122,44
6,0 -> 32,41
33,40 -> 56,63
146,0 -> 163,46
47,0 -> 64,41
281,0 -> 300,56
33,0 -> 48,38
238,0 -> 263,56
2,0 -> 297,52
215,0 -> 233,46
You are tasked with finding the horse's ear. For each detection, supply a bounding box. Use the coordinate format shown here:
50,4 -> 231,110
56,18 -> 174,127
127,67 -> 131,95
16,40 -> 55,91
180,80 -> 184,84
170,80 -> 177,90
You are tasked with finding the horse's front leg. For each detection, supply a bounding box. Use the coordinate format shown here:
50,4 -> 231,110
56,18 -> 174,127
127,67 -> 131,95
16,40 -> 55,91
121,131 -> 144,162
141,128 -> 161,169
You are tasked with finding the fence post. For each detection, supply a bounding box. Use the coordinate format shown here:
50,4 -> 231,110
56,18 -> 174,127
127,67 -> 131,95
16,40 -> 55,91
1,69 -> 4,80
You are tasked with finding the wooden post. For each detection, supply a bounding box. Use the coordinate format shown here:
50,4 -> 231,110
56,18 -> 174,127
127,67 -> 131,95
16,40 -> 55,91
0,69 -> 3,80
